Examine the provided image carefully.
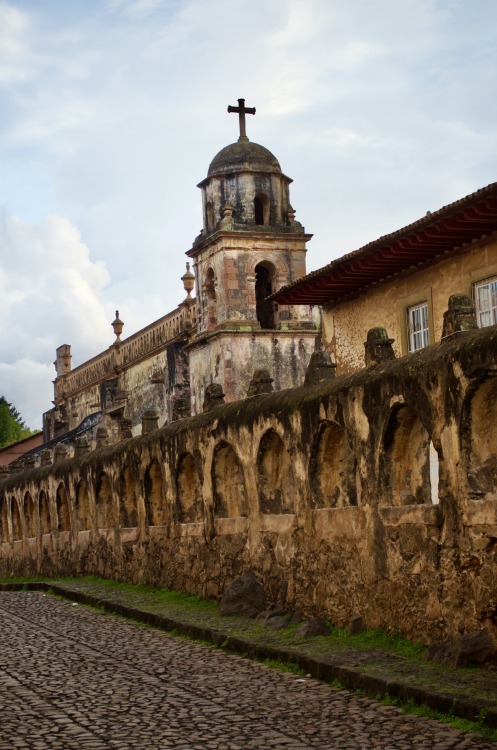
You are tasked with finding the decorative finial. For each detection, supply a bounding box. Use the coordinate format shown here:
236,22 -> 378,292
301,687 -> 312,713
181,262 -> 195,299
227,98 -> 256,142
112,310 -> 124,343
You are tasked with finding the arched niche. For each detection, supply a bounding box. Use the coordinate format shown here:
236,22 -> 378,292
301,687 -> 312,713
23,492 -> 36,538
39,491 -> 51,535
256,430 -> 294,513
177,452 -> 202,523
95,472 -> 114,529
381,404 -> 433,506
144,460 -> 167,526
255,262 -> 277,330
11,497 -> 23,541
310,421 -> 358,508
75,480 -> 90,532
120,466 -> 138,527
0,496 -> 8,542
211,442 -> 248,518
56,483 -> 71,532
464,377 -> 497,500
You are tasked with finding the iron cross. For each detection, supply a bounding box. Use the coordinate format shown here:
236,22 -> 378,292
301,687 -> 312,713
227,98 -> 256,141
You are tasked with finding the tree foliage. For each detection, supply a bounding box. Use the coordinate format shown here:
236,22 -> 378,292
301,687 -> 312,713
0,397 -> 35,448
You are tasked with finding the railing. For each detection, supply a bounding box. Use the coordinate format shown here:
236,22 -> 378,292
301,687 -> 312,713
54,350 -> 114,399
54,302 -> 196,400
120,303 -> 196,366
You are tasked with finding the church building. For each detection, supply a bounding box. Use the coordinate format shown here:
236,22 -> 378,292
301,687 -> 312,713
42,100 -> 317,446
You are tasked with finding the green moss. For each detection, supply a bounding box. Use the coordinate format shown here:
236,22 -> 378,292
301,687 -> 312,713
258,657 -> 307,675
378,694 -> 497,742
0,574 -> 46,584
54,574 -> 218,613
327,626 -> 424,660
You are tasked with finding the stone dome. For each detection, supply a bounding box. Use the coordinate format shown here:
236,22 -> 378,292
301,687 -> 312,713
207,140 -> 281,178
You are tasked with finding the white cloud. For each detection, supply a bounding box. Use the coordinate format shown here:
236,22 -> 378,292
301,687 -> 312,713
0,0 -> 497,429
0,360 -> 53,430
5,93 -> 96,153
106,0 -> 171,18
0,1 -> 32,85
0,212 -> 112,426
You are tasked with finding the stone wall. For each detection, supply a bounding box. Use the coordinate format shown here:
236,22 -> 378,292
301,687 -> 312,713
187,330 -> 317,415
2,326 -> 497,645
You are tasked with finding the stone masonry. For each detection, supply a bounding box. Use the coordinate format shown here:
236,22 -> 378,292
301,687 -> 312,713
1,324 -> 497,646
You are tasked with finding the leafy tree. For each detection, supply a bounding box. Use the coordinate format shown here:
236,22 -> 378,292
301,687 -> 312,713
0,397 -> 35,448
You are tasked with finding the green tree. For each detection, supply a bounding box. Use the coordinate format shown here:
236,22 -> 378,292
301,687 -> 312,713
0,397 -> 35,448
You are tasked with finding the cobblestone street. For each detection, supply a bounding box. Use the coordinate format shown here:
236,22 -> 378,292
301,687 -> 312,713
0,593 -> 494,750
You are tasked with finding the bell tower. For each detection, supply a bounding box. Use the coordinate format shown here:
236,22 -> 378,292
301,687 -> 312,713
186,98 -> 317,414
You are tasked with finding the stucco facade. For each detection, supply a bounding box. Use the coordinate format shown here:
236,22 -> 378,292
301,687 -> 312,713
274,182 -> 497,377
325,234 -> 497,374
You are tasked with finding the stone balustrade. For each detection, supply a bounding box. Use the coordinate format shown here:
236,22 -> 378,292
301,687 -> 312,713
54,302 -> 196,400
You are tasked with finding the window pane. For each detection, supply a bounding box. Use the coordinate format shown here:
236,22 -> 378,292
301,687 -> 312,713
475,277 -> 497,328
478,286 -> 490,313
408,302 -> 429,351
480,310 -> 492,327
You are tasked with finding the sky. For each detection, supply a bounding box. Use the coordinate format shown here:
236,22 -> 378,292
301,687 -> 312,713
1,0 -> 497,429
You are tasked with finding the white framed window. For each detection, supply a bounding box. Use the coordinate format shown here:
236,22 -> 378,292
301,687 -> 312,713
474,276 -> 497,328
407,301 -> 429,351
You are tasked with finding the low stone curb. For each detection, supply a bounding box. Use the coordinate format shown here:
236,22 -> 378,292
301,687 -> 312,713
2,581 -> 496,730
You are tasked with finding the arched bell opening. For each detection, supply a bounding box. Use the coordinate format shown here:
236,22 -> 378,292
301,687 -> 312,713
204,267 -> 217,328
254,193 -> 269,226
206,201 -> 214,231
255,262 -> 277,330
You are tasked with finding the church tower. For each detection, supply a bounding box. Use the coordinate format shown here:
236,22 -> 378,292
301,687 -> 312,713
187,99 -> 317,414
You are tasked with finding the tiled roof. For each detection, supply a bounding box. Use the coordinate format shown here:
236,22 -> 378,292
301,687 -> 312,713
273,182 -> 497,305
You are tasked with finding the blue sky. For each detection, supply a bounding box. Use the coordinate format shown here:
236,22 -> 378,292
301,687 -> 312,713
1,0 -> 497,427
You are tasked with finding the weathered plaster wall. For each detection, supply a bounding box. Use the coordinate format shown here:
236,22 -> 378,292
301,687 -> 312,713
202,172 -> 291,228
192,234 -> 311,334
45,341 -> 190,446
324,235 -> 497,374
187,331 -> 317,414
44,304 -> 195,441
2,327 -> 497,645
119,343 -> 189,432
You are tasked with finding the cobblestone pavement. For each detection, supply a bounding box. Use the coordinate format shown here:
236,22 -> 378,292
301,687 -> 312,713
0,593 -> 494,750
